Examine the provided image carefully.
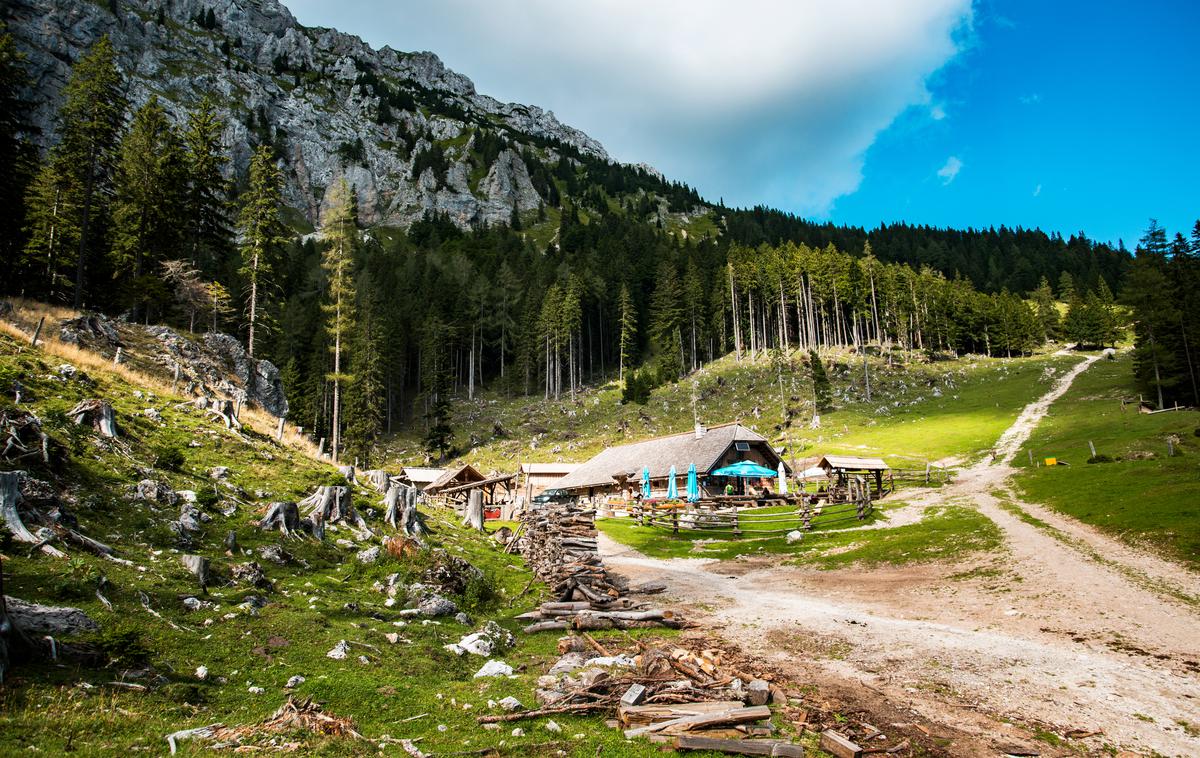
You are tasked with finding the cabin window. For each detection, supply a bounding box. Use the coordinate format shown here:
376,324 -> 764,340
734,442 -> 750,452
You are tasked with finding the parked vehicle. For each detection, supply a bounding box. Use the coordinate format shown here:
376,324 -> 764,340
531,488 -> 574,506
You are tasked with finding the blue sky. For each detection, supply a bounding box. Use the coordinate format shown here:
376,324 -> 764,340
287,0 -> 1199,247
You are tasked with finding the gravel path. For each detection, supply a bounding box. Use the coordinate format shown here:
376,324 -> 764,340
601,354 -> 1200,756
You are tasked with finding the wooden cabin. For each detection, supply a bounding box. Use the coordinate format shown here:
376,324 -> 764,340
555,423 -> 789,500
816,455 -> 891,499
520,462 -> 581,499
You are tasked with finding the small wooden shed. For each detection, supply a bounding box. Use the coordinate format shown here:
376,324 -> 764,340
816,455 -> 891,498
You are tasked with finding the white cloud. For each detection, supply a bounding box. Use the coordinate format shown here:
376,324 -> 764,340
1033,183 -> 1042,197
1019,93 -> 1042,105
930,104 -> 947,120
288,0 -> 973,214
937,156 -> 963,184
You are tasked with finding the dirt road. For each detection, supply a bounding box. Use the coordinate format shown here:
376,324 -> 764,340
601,354 -> 1200,756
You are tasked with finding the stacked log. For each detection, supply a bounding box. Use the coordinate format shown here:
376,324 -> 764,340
518,598 -> 687,633
520,503 -> 619,601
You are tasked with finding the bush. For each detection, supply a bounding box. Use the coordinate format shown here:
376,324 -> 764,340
1193,427 -> 1200,438
152,443 -> 186,471
1086,454 -> 1115,464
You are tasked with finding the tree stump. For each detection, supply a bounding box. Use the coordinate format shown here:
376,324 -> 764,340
259,501 -> 300,537
462,490 -> 484,531
181,554 -> 211,589
0,471 -> 67,558
67,399 -> 118,438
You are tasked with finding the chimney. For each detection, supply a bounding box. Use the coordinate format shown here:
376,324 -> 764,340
694,423 -> 707,439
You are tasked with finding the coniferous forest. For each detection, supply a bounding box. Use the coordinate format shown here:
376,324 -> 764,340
1,30 -> 1196,465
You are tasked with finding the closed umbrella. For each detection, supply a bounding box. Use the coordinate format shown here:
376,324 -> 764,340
686,463 -> 700,502
777,461 -> 789,495
666,465 -> 678,499
641,466 -> 651,499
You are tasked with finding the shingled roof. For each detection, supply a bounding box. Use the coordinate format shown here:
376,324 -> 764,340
554,424 -> 785,491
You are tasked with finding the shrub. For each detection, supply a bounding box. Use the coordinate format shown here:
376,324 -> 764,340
1086,454 -> 1115,464
152,443 -> 186,471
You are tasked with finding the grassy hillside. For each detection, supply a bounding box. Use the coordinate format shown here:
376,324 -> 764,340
386,349 -> 1079,474
0,332 -> 684,757
1013,352 -> 1200,568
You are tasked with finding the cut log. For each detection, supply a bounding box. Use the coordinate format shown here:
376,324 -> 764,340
619,701 -> 745,727
624,705 -> 772,738
819,730 -> 863,758
0,471 -> 67,558
673,736 -> 804,757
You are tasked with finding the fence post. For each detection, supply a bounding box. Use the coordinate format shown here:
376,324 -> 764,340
732,505 -> 741,537
672,509 -> 679,535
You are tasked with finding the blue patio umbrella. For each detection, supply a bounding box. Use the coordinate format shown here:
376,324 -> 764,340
641,466 -> 651,498
686,463 -> 700,502
666,465 -> 678,499
711,460 -> 779,478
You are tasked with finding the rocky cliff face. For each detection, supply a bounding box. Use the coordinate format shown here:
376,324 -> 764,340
4,0 -> 610,228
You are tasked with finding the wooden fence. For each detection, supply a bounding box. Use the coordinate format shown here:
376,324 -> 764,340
630,496 -> 872,537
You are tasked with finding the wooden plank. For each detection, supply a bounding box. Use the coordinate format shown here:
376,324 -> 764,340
619,700 -> 745,727
624,705 -> 772,738
819,729 -> 862,758
673,736 -> 804,757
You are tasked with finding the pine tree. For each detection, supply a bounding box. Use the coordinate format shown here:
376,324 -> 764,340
809,349 -> 832,413
559,277 -> 583,398
237,145 -> 288,358
421,314 -> 454,460
320,179 -> 358,462
618,283 -> 637,382
110,96 -> 187,320
649,260 -> 684,380
0,25 -> 35,287
1031,276 -> 1060,342
1056,270 -> 1076,301
21,160 -> 80,299
343,272 -> 383,466
182,97 -> 231,275
56,36 -> 127,308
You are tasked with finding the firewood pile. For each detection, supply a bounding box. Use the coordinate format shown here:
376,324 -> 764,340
476,634 -> 805,755
518,598 -> 687,633
518,503 -> 621,602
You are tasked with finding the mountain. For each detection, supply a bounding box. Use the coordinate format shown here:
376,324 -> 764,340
4,0 -> 617,228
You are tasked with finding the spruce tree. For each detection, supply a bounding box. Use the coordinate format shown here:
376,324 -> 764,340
343,272 -> 383,466
56,36 -> 127,308
110,96 -> 187,319
1031,276 -> 1060,342
21,160 -> 80,299
618,283 -> 637,382
649,260 -> 684,380
183,97 -> 231,275
0,26 -> 35,287
809,349 -> 832,413
237,145 -> 288,358
320,179 -> 358,462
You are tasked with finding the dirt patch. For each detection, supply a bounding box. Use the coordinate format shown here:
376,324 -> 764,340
600,353 -> 1200,756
